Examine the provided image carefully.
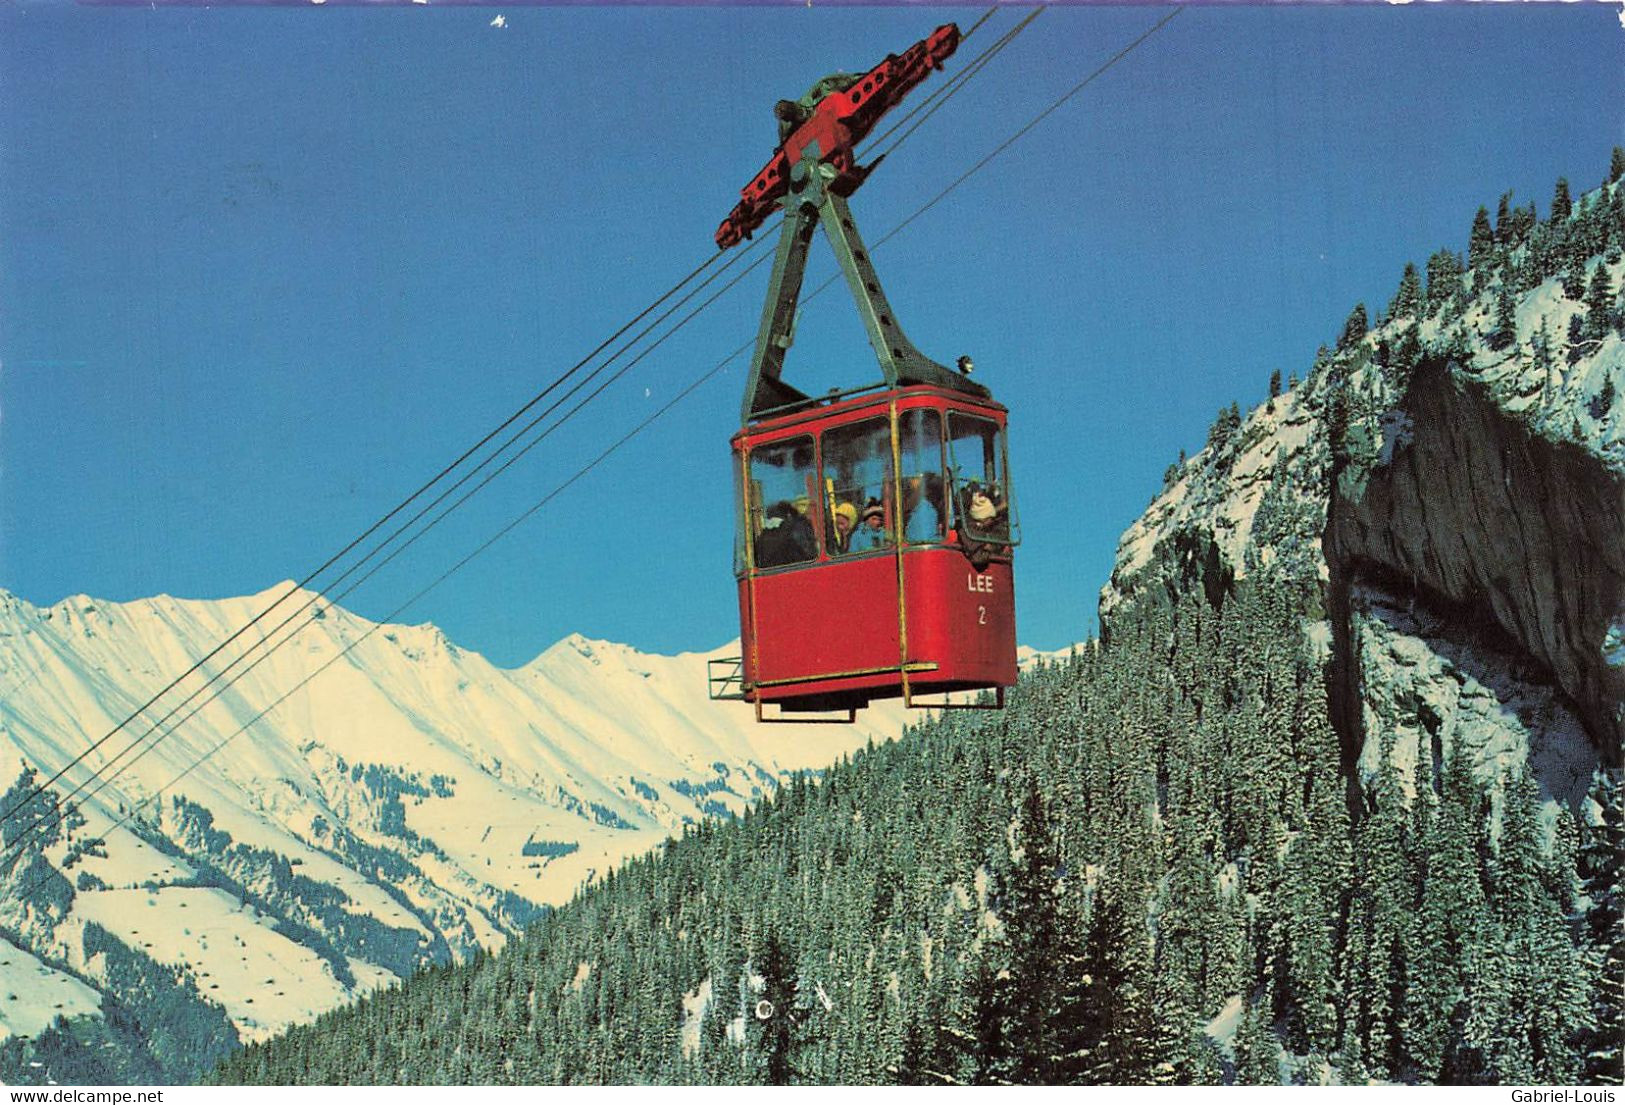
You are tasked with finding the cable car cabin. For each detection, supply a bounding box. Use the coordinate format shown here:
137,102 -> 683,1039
730,385 -> 1019,717
705,19 -> 1019,719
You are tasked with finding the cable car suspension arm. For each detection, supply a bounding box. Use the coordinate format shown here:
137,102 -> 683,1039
728,24 -> 991,422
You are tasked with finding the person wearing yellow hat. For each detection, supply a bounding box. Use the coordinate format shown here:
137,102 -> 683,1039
830,500 -> 858,554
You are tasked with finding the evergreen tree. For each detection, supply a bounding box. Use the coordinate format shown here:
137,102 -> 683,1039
751,933 -> 799,1083
1584,263 -> 1617,341
1568,314 -> 1587,365
1425,251 -> 1465,318
1469,205 -> 1495,270
1532,319 -> 1556,383
1390,262 -> 1423,321
1495,192 -> 1514,245
1489,285 -> 1518,351
1325,357 -> 1351,470
1592,375 -> 1617,422
990,779 -> 1068,1084
1403,737 -> 1485,1082
0,767 -> 65,855
1279,825 -> 1338,1056
1579,770 -> 1624,1083
1553,177 -> 1573,223
1234,997 -> 1282,1085
1206,403 -> 1243,463
1496,770 -> 1589,1084
1338,303 -> 1368,351
944,957 -> 1006,1085
1564,258 -> 1590,300
1612,147 -> 1625,185
1067,851 -> 1156,1084
1338,744 -> 1412,1080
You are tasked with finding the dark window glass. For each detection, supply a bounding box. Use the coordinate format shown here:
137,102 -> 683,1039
748,436 -> 819,568
947,413 -> 1018,546
898,408 -> 945,544
821,418 -> 893,556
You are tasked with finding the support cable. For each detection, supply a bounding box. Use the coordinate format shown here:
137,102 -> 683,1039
859,6 -> 1042,163
2,9 -> 1041,851
1,7 -> 1037,830
0,246 -> 741,828
0,242 -> 776,867
3,7 -> 1184,892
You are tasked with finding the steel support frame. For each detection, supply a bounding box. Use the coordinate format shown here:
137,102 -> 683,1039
740,153 -> 987,424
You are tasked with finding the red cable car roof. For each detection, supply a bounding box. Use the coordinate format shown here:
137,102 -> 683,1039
734,383 -> 1007,444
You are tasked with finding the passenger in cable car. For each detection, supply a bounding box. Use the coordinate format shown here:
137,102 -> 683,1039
958,481 -> 1010,570
851,500 -> 888,552
756,500 -> 817,568
964,482 -> 1009,537
823,419 -> 892,557
830,501 -> 858,554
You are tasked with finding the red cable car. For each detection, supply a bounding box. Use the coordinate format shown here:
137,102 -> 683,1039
707,24 -> 1020,720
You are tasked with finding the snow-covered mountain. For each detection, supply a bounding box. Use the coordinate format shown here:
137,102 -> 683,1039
0,584 -> 917,1065
1099,176 -> 1623,815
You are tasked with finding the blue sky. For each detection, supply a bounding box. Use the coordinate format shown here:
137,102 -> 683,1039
1,4 -> 1620,666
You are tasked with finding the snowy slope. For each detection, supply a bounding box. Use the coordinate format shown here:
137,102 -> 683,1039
0,585 -> 914,1052
0,935 -> 101,1040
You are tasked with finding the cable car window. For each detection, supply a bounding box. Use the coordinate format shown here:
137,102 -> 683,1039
733,453 -> 748,576
947,413 -> 1018,546
898,408 -> 945,544
749,436 -> 819,569
821,418 -> 893,556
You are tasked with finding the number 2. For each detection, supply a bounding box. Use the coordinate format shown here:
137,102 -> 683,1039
978,605 -> 987,625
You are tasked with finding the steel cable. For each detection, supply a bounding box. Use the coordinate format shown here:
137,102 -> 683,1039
1,8 -> 1036,835
0,9 -> 1034,851
0,245 -> 744,828
3,7 -> 1184,899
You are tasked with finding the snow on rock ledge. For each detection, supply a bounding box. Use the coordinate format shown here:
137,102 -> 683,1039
1351,586 -> 1595,810
1328,359 -> 1625,754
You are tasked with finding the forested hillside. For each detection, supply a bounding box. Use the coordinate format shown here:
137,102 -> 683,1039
0,583 -> 908,1084
216,570 -> 1620,1084
215,150 -> 1625,1087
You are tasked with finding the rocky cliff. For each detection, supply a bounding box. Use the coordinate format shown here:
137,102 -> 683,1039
1100,167 -> 1624,809
1327,358 -> 1623,757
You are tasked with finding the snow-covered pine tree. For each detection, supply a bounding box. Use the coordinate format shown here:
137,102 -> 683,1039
1425,250 -> 1465,319
1390,262 -> 1423,322
1234,995 -> 1283,1085
1470,206 -> 1495,270
1554,177 -> 1574,224
1584,263 -> 1617,341
1491,285 -> 1518,351
1339,303 -> 1369,352
1579,769 -> 1624,1084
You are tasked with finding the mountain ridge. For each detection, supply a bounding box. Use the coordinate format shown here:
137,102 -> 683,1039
7,156 -> 1622,1086
209,153 -> 1623,1088
0,582 -> 918,1074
